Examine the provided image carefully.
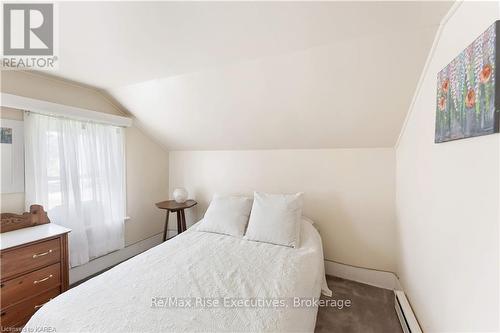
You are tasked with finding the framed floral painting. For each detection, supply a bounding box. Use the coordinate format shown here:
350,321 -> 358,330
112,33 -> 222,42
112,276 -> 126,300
435,21 -> 500,143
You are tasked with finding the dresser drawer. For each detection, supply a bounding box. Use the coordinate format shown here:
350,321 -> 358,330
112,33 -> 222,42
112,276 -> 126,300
0,287 -> 59,327
1,263 -> 61,309
1,238 -> 61,280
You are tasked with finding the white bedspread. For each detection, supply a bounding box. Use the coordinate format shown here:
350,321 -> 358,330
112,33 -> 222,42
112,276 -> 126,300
25,220 -> 330,333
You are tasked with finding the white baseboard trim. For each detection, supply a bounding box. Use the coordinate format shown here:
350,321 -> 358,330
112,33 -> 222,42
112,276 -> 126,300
69,230 -> 177,284
325,260 -> 402,291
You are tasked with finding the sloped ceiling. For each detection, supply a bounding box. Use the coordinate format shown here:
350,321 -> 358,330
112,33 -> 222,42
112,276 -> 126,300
52,1 -> 453,150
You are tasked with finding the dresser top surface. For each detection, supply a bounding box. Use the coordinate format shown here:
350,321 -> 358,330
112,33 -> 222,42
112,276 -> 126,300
0,223 -> 71,251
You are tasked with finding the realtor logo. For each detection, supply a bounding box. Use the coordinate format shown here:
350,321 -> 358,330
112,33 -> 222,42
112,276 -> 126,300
3,3 -> 53,55
2,3 -> 57,69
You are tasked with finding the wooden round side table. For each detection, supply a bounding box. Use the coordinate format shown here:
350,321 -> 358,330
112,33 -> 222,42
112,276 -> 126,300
155,199 -> 197,241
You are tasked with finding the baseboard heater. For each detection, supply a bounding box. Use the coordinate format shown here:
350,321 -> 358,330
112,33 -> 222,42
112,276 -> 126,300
394,290 -> 422,333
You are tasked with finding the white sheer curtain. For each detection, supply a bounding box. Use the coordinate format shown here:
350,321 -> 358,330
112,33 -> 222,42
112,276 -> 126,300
25,112 -> 125,267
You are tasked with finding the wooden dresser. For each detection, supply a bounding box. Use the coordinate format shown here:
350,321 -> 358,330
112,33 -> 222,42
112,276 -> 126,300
0,223 -> 71,330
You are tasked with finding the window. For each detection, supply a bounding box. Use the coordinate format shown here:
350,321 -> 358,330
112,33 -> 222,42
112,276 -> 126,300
24,112 -> 126,267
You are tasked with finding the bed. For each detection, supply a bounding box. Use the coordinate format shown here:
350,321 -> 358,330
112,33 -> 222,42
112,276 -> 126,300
24,219 -> 331,332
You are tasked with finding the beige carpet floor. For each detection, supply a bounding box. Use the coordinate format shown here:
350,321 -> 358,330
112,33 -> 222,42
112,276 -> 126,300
315,276 -> 403,333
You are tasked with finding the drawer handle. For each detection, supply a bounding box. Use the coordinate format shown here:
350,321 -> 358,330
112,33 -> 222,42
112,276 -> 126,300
33,274 -> 53,284
34,298 -> 52,310
32,249 -> 53,258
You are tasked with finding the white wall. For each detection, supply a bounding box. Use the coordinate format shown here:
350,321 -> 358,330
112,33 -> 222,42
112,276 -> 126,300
169,149 -> 397,272
396,2 -> 500,331
0,71 -> 169,246
125,126 -> 169,244
111,25 -> 436,151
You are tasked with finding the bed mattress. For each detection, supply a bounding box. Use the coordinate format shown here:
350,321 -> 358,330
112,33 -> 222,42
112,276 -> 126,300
25,220 -> 330,332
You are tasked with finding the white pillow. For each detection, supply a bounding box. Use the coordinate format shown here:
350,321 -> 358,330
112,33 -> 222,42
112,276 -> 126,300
197,194 -> 253,237
244,192 -> 303,248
